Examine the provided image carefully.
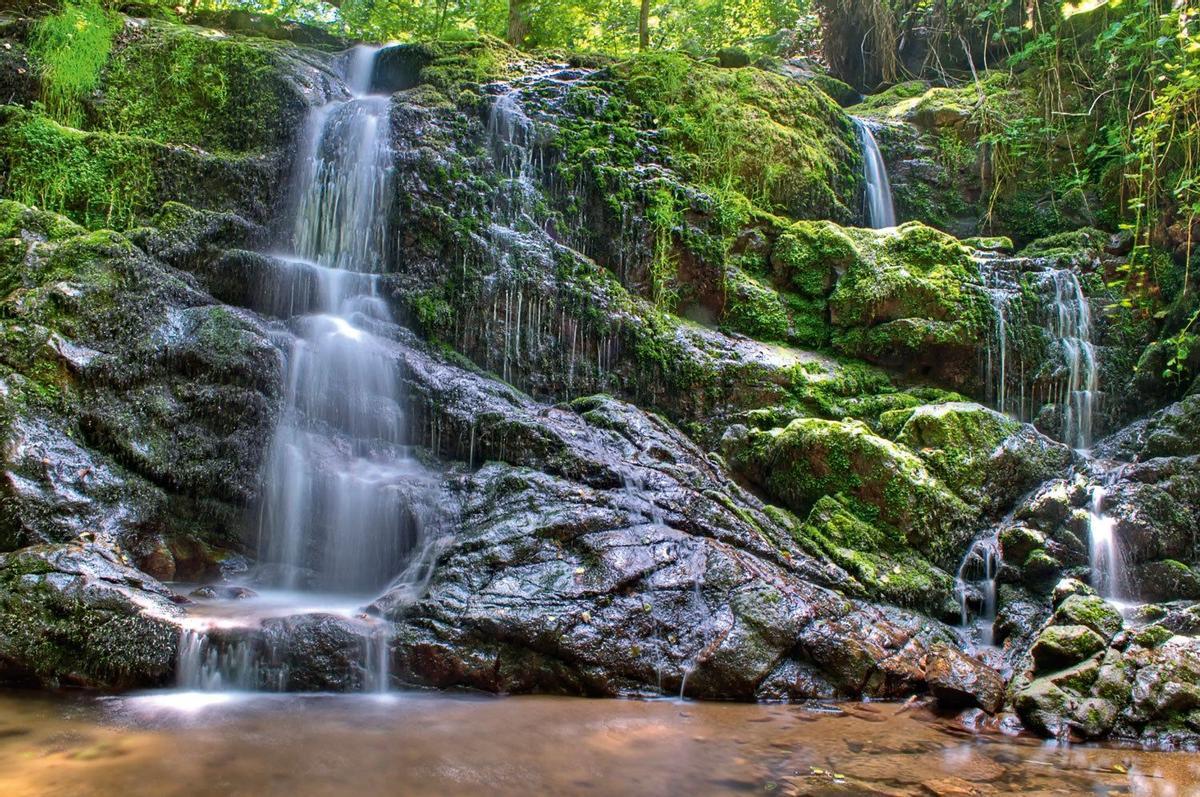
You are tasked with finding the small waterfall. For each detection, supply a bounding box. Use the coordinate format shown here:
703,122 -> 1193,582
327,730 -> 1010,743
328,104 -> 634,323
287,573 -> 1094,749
1087,485 -> 1126,601
977,258 -> 1100,448
175,628 -> 276,691
955,534 -> 1000,647
855,118 -> 896,229
255,45 -> 433,595
1049,270 -> 1098,450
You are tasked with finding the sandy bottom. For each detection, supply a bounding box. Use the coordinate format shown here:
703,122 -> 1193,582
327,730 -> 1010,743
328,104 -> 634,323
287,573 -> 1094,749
0,690 -> 1196,796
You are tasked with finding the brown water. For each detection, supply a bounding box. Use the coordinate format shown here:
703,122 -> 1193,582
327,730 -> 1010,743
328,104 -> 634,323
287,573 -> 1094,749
0,691 -> 1196,796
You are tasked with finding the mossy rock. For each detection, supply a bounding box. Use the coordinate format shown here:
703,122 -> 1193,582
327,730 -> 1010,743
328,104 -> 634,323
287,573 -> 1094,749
1031,624 -> 1106,673
96,19 -> 304,154
770,219 -> 857,297
0,106 -> 278,230
725,417 -> 973,568
1053,594 -> 1123,640
1000,526 -> 1046,565
0,541 -> 181,689
895,402 -> 1071,513
793,494 -> 954,614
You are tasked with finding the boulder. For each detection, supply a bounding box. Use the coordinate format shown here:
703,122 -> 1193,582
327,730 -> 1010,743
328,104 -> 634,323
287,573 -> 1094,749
924,643 -> 1005,713
725,417 -> 973,569
1031,625 -> 1106,672
0,539 -> 182,688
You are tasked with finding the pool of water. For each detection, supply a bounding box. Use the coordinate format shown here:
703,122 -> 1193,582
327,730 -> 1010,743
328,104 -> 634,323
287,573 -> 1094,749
0,691 -> 1195,796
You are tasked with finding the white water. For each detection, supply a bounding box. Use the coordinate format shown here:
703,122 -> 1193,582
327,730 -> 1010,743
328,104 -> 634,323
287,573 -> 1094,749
977,259 -> 1099,449
1088,485 -> 1126,601
175,46 -> 428,695
1050,270 -> 1098,450
856,119 -> 896,229
255,45 -> 428,594
955,534 -> 1000,647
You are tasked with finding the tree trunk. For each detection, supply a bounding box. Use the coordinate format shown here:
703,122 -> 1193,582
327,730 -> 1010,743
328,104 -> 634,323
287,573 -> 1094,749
507,0 -> 531,48
639,0 -> 651,50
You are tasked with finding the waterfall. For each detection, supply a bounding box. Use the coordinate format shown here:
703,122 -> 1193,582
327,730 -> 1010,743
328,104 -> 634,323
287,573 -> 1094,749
955,533 -> 1000,647
977,258 -> 1099,449
253,45 -> 432,594
855,119 -> 896,229
1087,485 -> 1126,601
1049,270 -> 1098,451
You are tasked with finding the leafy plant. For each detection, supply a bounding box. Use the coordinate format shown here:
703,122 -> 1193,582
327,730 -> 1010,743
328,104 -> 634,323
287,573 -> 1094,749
29,0 -> 121,128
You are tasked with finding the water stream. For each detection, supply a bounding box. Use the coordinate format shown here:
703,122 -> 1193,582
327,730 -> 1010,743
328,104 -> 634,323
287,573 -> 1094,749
174,46 -> 434,695
1088,482 -> 1127,602
855,118 -> 896,229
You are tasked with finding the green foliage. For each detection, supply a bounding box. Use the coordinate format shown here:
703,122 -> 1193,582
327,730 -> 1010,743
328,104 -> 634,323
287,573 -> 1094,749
198,0 -> 816,57
0,109 -> 154,230
29,0 -> 121,128
100,24 -> 290,153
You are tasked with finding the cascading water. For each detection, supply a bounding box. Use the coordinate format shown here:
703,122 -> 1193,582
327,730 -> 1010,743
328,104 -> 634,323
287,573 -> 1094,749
255,45 -> 426,594
955,534 -> 1000,647
855,118 -> 896,229
1087,483 -> 1126,601
174,46 -> 435,694
977,259 -> 1099,449
1049,270 -> 1098,451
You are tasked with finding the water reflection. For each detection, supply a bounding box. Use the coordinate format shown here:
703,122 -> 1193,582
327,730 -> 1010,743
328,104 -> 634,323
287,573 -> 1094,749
0,692 -> 1195,796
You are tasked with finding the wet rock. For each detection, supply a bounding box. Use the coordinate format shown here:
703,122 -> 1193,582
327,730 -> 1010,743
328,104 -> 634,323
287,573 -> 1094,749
1052,595 -> 1123,640
377,393 -> 956,700
0,540 -> 181,688
0,203 -> 280,554
924,644 -> 1005,713
1031,625 -> 1106,672
1095,394 -> 1200,461
189,585 -> 258,600
999,526 -> 1044,565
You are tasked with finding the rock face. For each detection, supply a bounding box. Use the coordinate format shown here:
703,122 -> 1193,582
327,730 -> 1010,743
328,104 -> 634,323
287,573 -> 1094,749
381,396 -> 955,699
0,6 -> 1196,747
0,201 -> 281,576
924,643 -> 1004,713
0,539 -> 181,688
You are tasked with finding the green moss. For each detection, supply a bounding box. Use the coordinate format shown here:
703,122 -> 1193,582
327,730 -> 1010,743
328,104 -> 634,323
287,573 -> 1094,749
894,402 -> 1021,504
0,548 -> 176,688
0,106 -> 274,231
726,416 -> 973,567
28,0 -> 121,128
614,52 -> 858,219
770,219 -> 856,297
0,200 -> 85,242
1053,594 -> 1123,640
0,108 -> 154,230
100,22 -> 292,153
1031,625 -> 1106,672
721,267 -> 790,342
795,493 -> 953,612
1132,624 -> 1174,649
849,80 -> 929,115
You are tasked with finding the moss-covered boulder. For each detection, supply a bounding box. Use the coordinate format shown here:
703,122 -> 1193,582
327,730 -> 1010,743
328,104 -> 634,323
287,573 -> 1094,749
789,494 -> 954,614
1031,625 -> 1107,672
1052,594 -> 1123,641
724,417 -> 973,569
890,402 -> 1072,512
0,106 -> 281,230
0,539 -> 181,688
766,220 -> 994,394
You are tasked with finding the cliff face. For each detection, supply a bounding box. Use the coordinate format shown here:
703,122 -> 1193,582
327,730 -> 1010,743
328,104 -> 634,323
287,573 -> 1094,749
0,8 -> 1197,745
